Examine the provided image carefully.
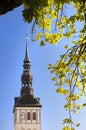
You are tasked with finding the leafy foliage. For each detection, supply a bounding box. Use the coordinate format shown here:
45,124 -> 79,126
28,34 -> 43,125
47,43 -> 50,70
23,0 -> 86,129
1,0 -> 86,129
48,42 -> 86,129
21,0 -> 86,129
22,0 -> 86,46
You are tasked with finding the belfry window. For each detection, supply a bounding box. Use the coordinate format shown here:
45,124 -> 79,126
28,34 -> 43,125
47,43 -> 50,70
33,112 -> 36,120
27,112 -> 30,120
26,83 -> 29,87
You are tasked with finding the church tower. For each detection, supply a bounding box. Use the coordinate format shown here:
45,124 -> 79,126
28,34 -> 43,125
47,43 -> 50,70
13,38 -> 42,130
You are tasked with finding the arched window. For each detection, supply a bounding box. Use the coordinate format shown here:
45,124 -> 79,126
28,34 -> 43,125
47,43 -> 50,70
27,112 -> 30,120
33,112 -> 36,120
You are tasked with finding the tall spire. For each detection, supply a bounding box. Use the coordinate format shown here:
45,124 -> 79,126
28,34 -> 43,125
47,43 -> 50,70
14,38 -> 41,107
21,37 -> 33,97
24,36 -> 30,62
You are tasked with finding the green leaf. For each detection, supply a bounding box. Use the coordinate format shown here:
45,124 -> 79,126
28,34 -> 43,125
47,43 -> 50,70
40,40 -> 45,46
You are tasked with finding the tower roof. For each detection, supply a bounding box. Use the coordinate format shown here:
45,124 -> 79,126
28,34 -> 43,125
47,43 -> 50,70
14,38 -> 41,107
21,37 -> 33,91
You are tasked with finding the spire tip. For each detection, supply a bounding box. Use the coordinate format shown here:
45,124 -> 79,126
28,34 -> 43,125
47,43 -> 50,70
26,33 -> 29,43
24,35 -> 30,62
26,36 -> 29,43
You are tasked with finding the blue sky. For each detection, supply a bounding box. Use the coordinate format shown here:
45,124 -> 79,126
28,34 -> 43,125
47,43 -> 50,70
0,5 -> 86,130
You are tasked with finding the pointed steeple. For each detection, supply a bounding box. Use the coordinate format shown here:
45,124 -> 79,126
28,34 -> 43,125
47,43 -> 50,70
21,37 -> 33,96
24,37 -> 30,62
14,38 -> 41,107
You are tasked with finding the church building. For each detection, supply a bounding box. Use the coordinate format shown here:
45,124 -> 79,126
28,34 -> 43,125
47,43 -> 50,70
13,38 -> 42,130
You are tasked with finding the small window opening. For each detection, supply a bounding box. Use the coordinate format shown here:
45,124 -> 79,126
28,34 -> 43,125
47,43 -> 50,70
27,112 -> 30,120
33,112 -> 36,120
